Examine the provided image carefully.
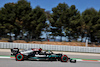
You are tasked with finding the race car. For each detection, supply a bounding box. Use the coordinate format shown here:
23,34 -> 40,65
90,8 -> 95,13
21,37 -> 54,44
11,48 -> 76,63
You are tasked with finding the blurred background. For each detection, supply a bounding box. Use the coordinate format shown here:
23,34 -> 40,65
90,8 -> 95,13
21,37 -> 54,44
0,0 -> 100,47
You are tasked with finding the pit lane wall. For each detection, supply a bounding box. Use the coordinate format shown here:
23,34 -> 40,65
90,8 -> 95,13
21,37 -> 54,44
0,42 -> 100,53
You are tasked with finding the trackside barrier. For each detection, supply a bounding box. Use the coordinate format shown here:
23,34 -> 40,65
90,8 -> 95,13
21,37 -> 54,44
0,42 -> 100,53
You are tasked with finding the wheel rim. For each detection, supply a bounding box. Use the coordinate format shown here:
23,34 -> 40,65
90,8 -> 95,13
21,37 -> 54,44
61,55 -> 68,62
62,56 -> 67,61
17,55 -> 22,60
16,54 -> 24,61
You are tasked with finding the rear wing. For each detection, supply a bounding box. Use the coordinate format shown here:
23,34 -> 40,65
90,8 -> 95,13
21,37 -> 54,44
11,48 -> 19,56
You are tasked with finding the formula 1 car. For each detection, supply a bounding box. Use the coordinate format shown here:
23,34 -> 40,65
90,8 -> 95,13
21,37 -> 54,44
11,48 -> 76,63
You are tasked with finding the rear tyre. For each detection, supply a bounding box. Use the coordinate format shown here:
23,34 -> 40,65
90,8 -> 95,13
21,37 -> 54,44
61,55 -> 68,62
16,54 -> 24,61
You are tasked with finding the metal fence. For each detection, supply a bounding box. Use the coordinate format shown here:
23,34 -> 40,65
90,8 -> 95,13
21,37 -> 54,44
0,42 -> 100,53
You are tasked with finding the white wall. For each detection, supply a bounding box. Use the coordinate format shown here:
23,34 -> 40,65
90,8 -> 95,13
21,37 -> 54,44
0,42 -> 100,53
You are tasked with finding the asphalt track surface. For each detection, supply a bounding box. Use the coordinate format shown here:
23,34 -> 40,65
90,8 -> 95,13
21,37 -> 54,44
0,58 -> 100,67
0,49 -> 100,67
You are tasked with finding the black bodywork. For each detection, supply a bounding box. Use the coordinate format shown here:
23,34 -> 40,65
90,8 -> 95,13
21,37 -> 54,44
11,48 -> 76,63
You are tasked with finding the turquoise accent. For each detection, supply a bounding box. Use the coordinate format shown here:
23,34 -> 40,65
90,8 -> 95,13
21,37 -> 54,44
17,55 -> 22,60
62,56 -> 67,61
30,57 -> 46,60
48,55 -> 61,58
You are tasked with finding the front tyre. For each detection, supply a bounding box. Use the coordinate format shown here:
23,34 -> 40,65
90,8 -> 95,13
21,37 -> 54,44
61,55 -> 68,62
16,54 -> 24,61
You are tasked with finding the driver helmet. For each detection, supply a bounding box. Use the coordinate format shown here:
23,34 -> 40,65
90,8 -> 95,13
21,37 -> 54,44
39,48 -> 42,51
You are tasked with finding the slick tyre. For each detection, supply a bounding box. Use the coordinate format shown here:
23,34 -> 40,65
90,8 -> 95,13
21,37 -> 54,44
61,55 -> 68,62
16,54 -> 24,61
